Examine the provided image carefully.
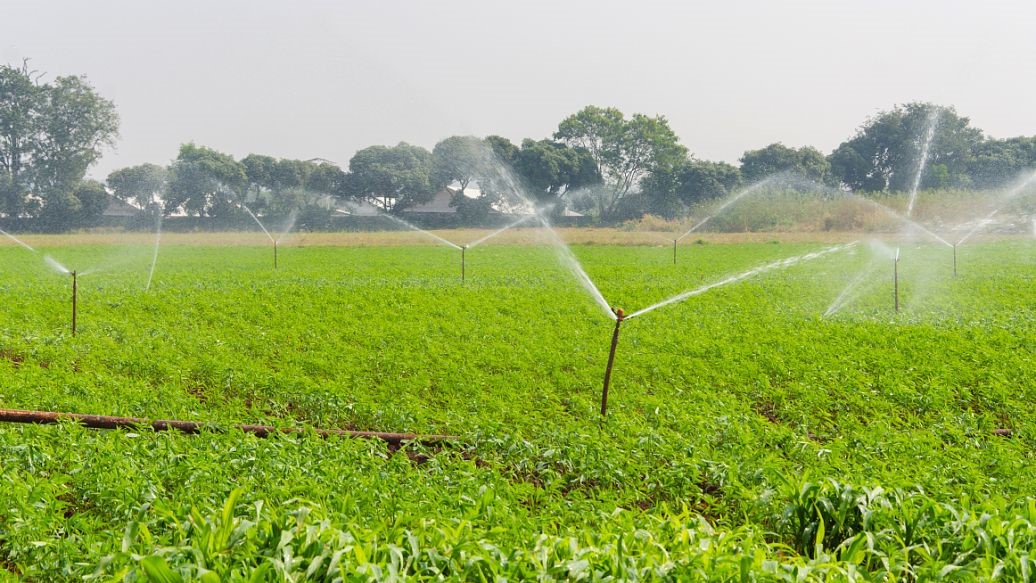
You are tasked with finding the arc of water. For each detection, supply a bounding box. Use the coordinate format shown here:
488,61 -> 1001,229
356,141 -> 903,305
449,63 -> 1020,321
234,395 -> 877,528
276,209 -> 300,244
43,255 -> 71,275
145,213 -> 162,292
675,178 -> 775,242
240,203 -> 275,243
377,210 -> 463,250
538,215 -> 616,320
956,210 -> 999,247
3,227 -> 75,275
955,171 -> 1036,246
0,228 -> 37,252
850,195 -> 952,247
906,109 -> 941,218
625,242 -> 857,320
465,214 -> 534,249
824,259 -> 881,317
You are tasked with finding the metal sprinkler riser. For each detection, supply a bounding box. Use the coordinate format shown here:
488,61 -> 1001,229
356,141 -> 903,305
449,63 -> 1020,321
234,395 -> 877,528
893,254 -> 900,313
71,270 -> 78,336
600,308 -> 625,417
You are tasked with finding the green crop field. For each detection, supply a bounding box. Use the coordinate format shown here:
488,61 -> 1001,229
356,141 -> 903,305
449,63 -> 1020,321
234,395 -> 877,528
0,237 -> 1034,581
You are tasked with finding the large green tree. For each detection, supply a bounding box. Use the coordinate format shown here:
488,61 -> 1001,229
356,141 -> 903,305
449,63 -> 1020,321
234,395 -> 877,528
739,143 -> 830,184
106,163 -> 167,209
513,138 -> 600,207
431,135 -> 488,192
642,159 -> 742,218
966,136 -> 1036,188
555,105 -> 686,219
828,103 -> 983,192
0,61 -> 118,219
165,144 -> 246,217
240,154 -> 346,216
343,143 -> 435,212
37,179 -> 110,229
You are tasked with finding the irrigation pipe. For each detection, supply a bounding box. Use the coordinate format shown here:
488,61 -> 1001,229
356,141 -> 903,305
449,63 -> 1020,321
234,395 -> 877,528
0,408 -> 456,447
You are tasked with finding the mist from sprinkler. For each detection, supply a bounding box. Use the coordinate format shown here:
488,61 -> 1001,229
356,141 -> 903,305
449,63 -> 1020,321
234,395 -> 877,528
906,108 -> 942,218
949,170 -> 1036,276
145,208 -> 162,291
823,240 -> 896,317
894,247 -> 901,313
0,227 -> 36,252
343,200 -> 534,282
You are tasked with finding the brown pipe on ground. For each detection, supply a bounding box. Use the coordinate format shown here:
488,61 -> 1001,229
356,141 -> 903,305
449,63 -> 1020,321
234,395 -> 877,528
0,408 -> 456,447
600,308 -> 625,417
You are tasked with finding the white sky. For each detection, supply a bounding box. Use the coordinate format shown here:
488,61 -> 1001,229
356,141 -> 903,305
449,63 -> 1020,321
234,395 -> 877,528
4,0 -> 1035,180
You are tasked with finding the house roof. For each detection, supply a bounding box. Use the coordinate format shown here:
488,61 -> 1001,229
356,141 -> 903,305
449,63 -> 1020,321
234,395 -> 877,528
103,196 -> 142,217
334,200 -> 383,217
404,189 -> 458,214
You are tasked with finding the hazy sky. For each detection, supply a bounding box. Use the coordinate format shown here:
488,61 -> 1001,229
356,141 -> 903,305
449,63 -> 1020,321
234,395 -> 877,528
4,0 -> 1036,179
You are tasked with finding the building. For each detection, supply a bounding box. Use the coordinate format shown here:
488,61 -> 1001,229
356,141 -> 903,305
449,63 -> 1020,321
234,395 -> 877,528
102,196 -> 142,218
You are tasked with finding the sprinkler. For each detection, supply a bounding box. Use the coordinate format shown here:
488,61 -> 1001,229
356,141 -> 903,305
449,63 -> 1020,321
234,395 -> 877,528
673,239 -> 677,265
71,270 -> 78,336
600,308 -> 625,417
952,243 -> 957,278
274,241 -> 278,270
893,249 -> 900,313
461,245 -> 467,283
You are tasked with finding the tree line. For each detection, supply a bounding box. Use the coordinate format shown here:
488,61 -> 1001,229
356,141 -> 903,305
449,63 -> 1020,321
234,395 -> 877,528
4,60 -> 1036,229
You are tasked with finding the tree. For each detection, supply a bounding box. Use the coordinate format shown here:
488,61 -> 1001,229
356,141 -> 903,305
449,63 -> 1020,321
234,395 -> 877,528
967,137 -> 1036,188
36,179 -> 109,230
165,144 -> 246,217
828,102 -> 983,192
513,139 -> 600,207
241,153 -> 276,199
740,143 -> 830,184
343,143 -> 434,212
642,159 -> 742,218
484,135 -> 519,165
106,163 -> 167,208
0,61 -> 43,216
0,61 -> 118,220
555,106 -> 686,219
431,136 -> 488,192
304,161 -> 346,195
32,76 -> 119,202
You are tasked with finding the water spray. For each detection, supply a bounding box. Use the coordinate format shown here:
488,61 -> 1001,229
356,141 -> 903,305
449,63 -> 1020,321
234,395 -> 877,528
600,308 -> 625,417
906,108 -> 941,218
71,270 -> 78,336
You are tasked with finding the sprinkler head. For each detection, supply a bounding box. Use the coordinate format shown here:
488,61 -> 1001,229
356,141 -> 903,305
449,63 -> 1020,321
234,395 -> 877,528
613,307 -> 625,321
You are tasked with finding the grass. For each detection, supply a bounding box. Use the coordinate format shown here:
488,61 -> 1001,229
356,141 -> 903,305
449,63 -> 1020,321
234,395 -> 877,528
0,234 -> 1033,580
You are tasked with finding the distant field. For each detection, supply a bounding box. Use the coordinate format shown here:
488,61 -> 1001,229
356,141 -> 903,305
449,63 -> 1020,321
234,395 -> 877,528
0,239 -> 1033,579
0,227 -> 866,248
2,226 -> 1020,249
